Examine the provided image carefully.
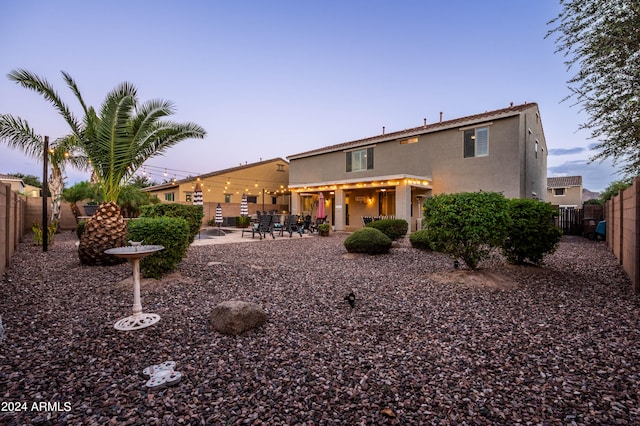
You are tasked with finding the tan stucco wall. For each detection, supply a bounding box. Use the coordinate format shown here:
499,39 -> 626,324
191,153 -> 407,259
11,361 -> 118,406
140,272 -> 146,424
522,107 -> 548,201
547,185 -> 582,207
290,111 -> 547,200
25,198 -> 77,231
147,160 -> 290,209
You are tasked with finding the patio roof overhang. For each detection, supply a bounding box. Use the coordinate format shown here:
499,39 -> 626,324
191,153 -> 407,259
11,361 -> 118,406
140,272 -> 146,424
288,174 -> 432,192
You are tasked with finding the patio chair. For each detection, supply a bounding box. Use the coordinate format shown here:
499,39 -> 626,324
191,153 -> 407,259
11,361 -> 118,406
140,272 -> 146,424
241,218 -> 261,238
310,217 -> 325,233
298,215 -> 313,235
280,214 -> 299,237
256,214 -> 275,240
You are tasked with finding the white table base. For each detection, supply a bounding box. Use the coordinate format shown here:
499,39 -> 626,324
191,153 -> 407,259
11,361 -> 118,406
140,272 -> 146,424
114,313 -> 161,331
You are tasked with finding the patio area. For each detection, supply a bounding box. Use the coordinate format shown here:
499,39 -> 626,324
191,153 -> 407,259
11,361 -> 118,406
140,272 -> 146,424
0,231 -> 638,424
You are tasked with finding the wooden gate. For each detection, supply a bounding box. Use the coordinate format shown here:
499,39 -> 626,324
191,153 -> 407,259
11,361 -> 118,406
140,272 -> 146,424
556,208 -> 583,235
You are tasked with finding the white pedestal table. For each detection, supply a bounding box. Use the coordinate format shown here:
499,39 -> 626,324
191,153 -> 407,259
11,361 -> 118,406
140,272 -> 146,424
105,245 -> 164,331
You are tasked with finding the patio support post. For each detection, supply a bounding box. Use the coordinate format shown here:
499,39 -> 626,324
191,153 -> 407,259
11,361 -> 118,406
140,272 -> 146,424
395,180 -> 412,223
291,191 -> 301,216
334,189 -> 345,231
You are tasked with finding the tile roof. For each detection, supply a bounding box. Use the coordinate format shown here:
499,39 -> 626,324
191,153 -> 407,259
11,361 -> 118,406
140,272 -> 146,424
287,102 -> 539,160
0,173 -> 23,181
547,176 -> 582,188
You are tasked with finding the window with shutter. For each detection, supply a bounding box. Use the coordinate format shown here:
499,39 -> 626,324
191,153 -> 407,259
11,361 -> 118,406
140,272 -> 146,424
346,148 -> 374,172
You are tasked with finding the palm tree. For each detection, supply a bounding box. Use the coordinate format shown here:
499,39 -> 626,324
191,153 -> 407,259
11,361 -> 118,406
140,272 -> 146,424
7,69 -> 207,265
61,181 -> 96,223
0,115 -> 89,224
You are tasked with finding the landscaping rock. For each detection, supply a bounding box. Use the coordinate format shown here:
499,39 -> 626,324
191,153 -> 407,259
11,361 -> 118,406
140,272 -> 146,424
208,300 -> 267,335
0,232 -> 637,424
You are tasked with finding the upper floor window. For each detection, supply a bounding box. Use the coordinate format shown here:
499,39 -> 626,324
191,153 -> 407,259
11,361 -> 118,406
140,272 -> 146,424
185,192 -> 192,202
399,137 -> 418,145
224,194 -> 232,203
554,188 -> 565,196
164,192 -> 175,201
463,127 -> 489,158
247,195 -> 258,203
346,147 -> 374,172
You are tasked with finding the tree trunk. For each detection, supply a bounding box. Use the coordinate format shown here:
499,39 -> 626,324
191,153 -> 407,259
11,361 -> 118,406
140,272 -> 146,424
78,202 -> 127,266
49,166 -> 65,226
69,203 -> 81,224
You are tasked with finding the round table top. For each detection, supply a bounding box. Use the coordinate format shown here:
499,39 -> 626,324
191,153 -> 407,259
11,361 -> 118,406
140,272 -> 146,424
105,245 -> 164,259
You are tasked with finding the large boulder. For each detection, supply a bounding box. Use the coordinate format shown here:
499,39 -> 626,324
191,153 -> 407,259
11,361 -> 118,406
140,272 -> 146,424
209,300 -> 267,335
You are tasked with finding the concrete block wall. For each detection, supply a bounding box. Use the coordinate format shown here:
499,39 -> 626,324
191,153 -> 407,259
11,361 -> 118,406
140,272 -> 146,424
606,177 -> 640,292
0,184 -> 26,277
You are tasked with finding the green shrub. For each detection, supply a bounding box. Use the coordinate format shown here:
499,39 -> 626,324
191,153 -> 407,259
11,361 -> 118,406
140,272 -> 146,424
32,221 -> 57,246
127,217 -> 190,279
366,219 -> 408,240
76,220 -> 87,239
139,203 -> 203,243
236,216 -> 251,228
423,191 -> 512,270
502,198 -> 563,265
318,223 -> 330,236
344,227 -> 392,254
409,229 -> 432,250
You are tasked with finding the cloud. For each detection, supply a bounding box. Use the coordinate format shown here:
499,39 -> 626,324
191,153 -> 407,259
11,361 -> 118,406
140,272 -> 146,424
587,142 -> 600,151
548,147 -> 586,156
548,159 -> 621,192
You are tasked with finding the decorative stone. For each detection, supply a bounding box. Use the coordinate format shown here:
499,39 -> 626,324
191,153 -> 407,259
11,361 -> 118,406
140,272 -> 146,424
209,300 -> 267,335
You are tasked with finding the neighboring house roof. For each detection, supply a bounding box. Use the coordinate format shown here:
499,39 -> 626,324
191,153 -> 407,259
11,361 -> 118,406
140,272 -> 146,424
547,176 -> 582,188
288,102 -> 539,160
0,173 -> 24,182
144,157 -> 289,191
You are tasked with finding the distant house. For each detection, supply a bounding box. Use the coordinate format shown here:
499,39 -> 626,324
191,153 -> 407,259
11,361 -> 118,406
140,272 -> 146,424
0,174 -> 41,197
143,158 -> 290,222
547,176 -> 583,208
287,102 -> 548,231
0,174 -> 27,194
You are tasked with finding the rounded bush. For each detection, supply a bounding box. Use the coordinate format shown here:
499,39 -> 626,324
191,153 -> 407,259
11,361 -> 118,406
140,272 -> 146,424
502,198 -> 562,265
366,219 -> 408,240
140,203 -> 204,243
423,191 -> 511,270
409,229 -> 432,250
344,227 -> 392,254
127,217 -> 190,279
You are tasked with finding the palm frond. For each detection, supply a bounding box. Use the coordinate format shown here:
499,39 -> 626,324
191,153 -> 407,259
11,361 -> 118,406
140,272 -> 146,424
0,114 -> 44,158
130,99 -> 174,142
8,69 -> 82,136
53,134 -> 92,172
61,71 -> 90,117
91,85 -> 139,201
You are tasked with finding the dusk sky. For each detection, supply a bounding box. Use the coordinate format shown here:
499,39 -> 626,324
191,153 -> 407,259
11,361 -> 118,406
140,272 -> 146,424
0,1 -> 621,192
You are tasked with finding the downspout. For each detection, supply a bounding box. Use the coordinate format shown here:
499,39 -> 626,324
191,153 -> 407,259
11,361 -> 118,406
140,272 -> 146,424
523,113 -> 528,198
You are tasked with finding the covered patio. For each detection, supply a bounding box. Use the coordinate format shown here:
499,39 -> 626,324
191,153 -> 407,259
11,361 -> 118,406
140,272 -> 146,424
289,174 -> 432,231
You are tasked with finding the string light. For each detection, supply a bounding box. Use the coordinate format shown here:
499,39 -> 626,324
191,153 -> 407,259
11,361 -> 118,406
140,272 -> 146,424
131,163 -> 291,196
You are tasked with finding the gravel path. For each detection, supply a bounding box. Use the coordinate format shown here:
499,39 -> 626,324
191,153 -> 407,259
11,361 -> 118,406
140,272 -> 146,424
0,232 -> 639,425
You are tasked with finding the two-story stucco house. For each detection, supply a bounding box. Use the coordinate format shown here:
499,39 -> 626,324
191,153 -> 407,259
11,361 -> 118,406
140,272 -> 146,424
287,102 -> 547,231
547,176 -> 583,208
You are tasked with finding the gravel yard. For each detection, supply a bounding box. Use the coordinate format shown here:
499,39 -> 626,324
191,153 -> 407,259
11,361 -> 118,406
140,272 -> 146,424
0,231 -> 639,425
